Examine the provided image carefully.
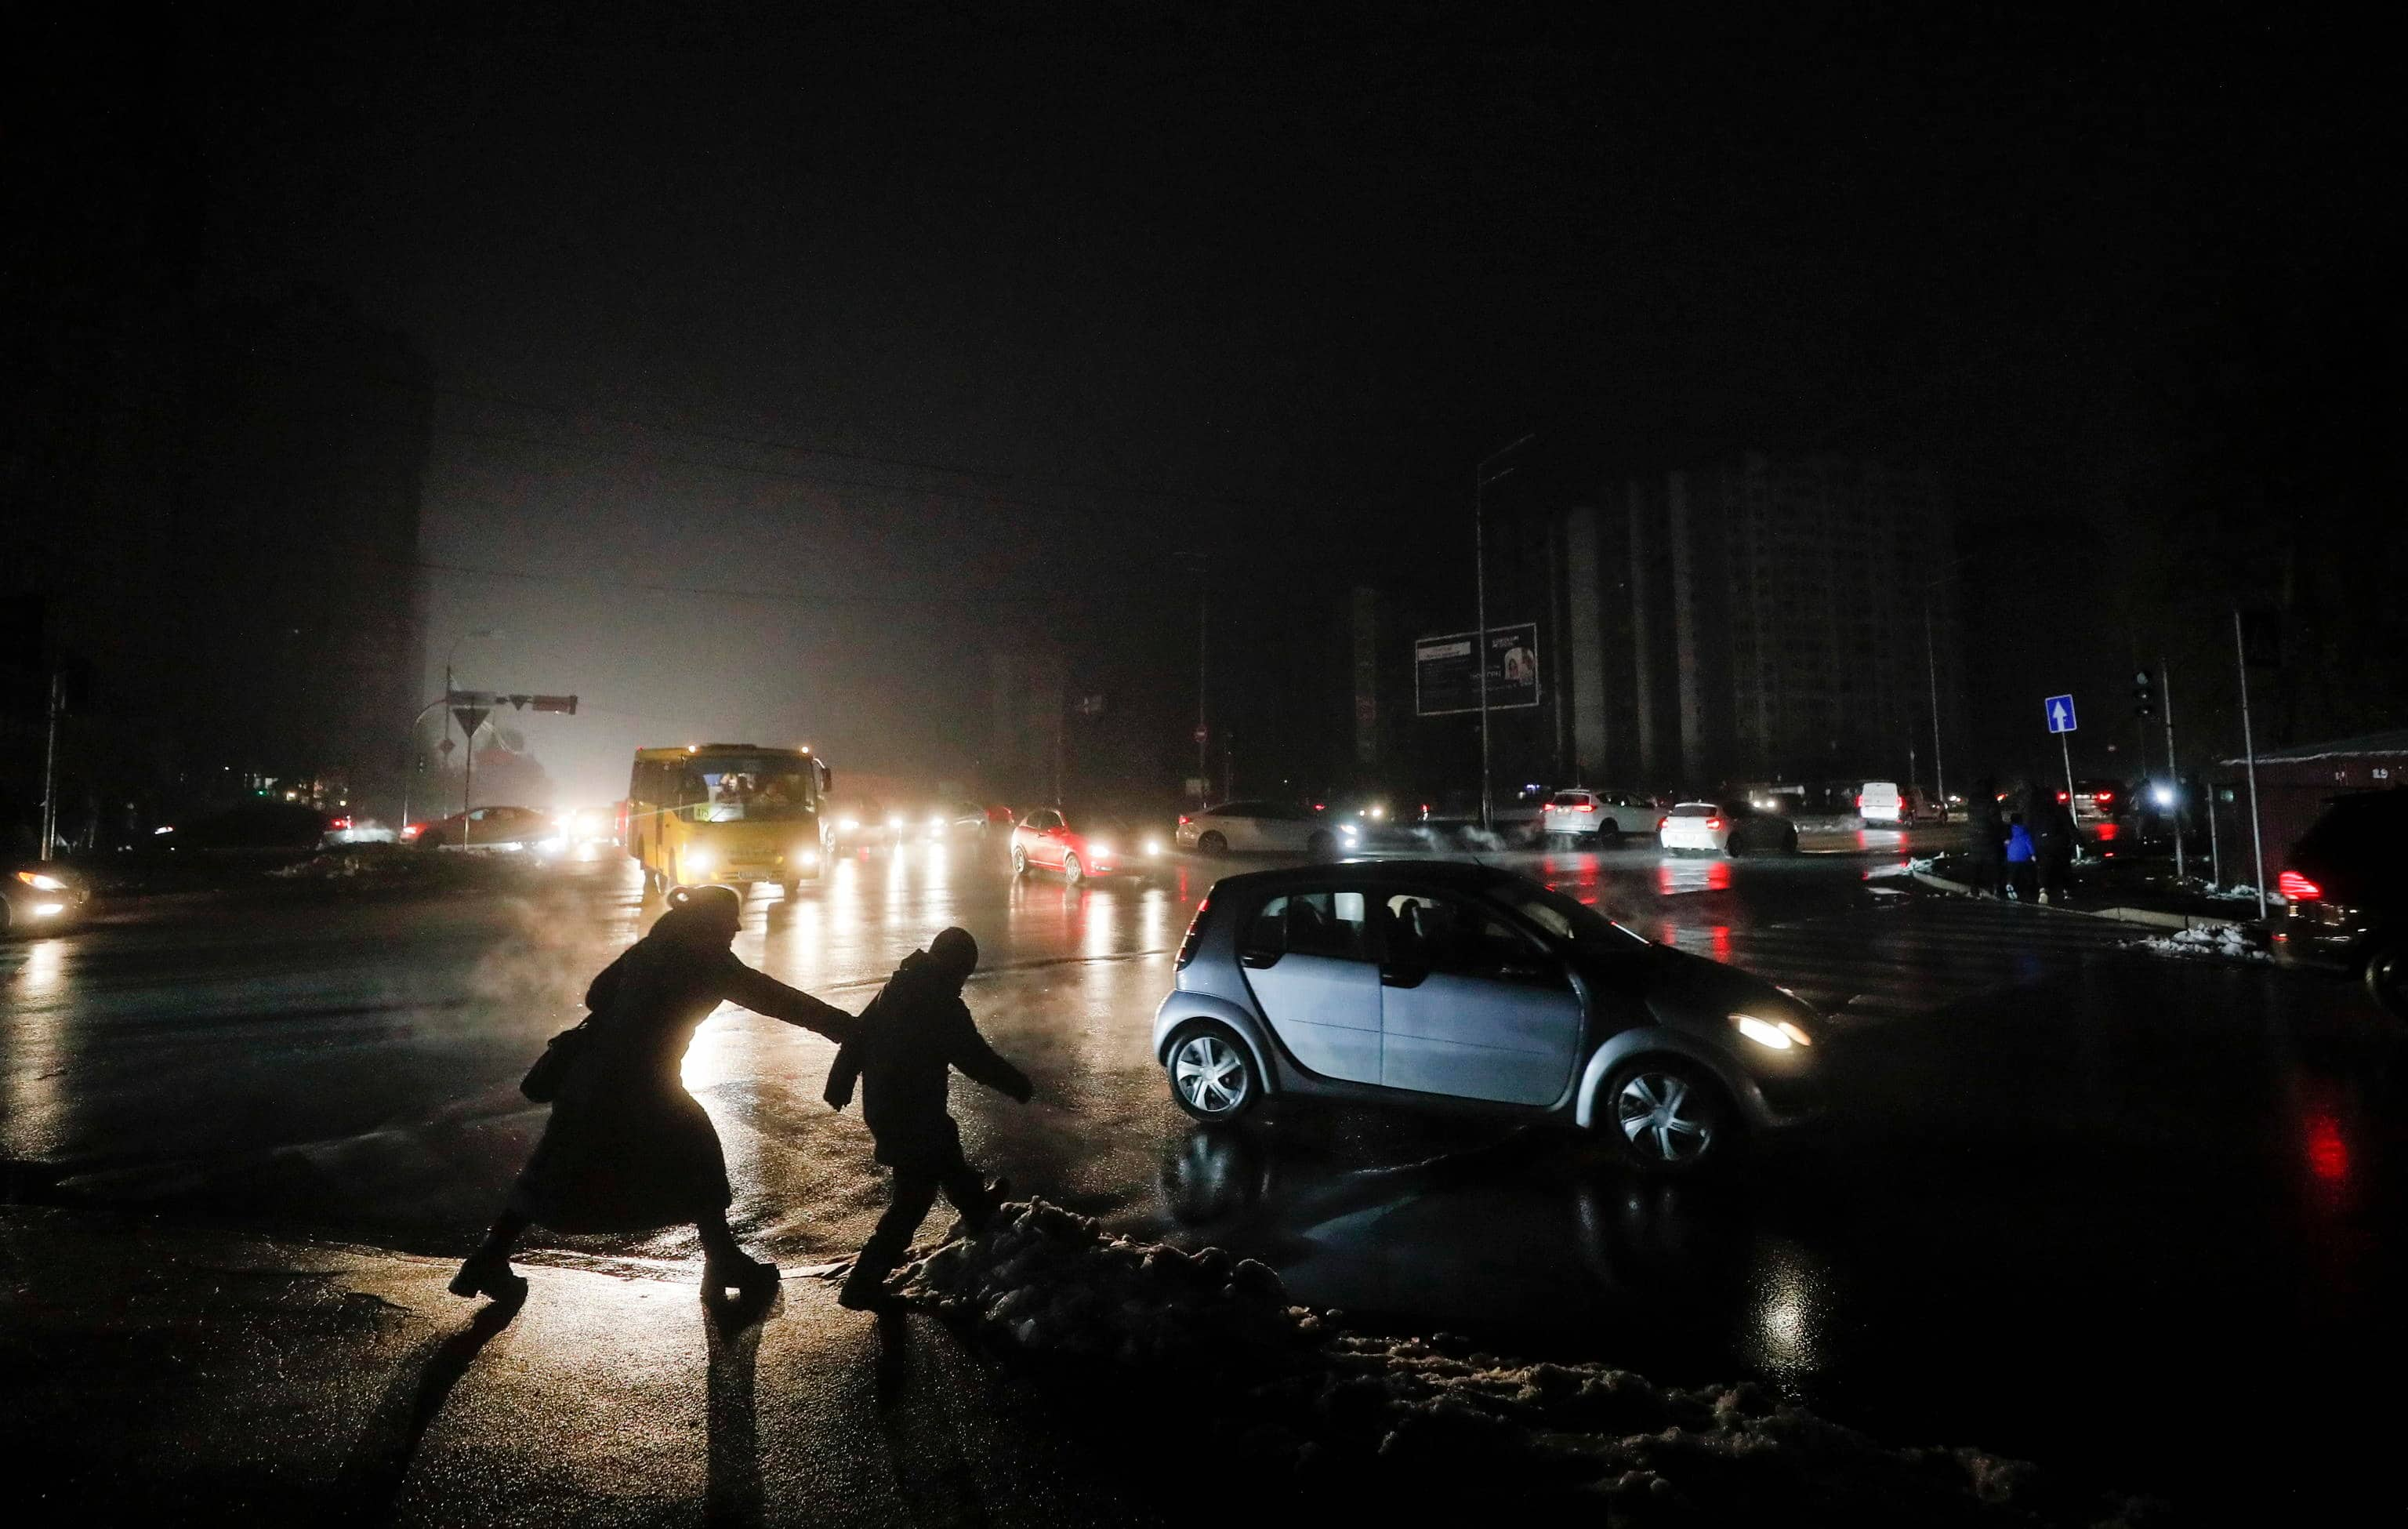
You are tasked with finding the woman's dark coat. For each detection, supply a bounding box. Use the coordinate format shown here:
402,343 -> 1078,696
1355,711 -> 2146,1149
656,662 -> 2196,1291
509,934 -> 852,1232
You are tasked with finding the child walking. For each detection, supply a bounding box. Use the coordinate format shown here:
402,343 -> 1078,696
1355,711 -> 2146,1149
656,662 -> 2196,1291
824,927 -> 1032,1310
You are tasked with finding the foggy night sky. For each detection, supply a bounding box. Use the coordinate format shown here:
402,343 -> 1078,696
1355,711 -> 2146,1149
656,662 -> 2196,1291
70,6 -> 2395,799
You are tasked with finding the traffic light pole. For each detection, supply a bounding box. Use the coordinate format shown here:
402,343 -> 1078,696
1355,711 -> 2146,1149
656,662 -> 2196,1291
2233,611 -> 2268,922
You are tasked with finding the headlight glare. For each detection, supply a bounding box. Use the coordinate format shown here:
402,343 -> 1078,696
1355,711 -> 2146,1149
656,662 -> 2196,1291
16,871 -> 68,892
1732,1013 -> 1812,1049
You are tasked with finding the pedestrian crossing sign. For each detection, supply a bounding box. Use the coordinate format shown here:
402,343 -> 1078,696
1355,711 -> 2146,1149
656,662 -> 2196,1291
2045,695 -> 2077,733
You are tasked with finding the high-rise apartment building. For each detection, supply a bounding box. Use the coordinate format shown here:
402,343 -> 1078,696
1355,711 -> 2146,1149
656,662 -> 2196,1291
1556,452 -> 1958,789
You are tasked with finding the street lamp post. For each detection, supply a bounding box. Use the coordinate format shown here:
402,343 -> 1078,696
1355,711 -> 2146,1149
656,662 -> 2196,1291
1473,433 -> 1535,832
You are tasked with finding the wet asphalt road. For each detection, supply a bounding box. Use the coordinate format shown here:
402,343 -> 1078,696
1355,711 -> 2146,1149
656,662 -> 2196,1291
6,830 -> 2405,1516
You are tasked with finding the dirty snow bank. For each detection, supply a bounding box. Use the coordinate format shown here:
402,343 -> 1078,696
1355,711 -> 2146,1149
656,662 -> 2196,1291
884,1199 -> 2160,1524
1864,856 -> 1935,881
2127,925 -> 2268,963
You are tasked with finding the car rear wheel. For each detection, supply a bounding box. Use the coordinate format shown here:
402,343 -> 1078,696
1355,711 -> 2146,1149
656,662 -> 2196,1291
2366,939 -> 2407,1022
1063,852 -> 1085,885
1166,1023 -> 1260,1122
1198,830 -> 1228,856
1604,1058 -> 1735,1174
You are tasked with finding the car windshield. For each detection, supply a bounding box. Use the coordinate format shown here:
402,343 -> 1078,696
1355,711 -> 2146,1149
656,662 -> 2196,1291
1497,882 -> 1649,953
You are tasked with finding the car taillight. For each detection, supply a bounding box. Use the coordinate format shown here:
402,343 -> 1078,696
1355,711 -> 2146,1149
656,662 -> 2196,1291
2278,870 -> 2321,902
1573,802 -> 1594,812
1855,794 -> 1863,808
1706,818 -> 1725,830
1178,815 -> 1191,826
2094,792 -> 2113,804
401,824 -> 422,841
329,817 -> 351,830
1656,816 -> 1668,830
2056,790 -> 2070,804
1176,896 -> 1212,968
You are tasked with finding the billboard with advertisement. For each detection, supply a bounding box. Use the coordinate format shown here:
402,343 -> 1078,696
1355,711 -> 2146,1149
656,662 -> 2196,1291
1414,623 -> 1539,717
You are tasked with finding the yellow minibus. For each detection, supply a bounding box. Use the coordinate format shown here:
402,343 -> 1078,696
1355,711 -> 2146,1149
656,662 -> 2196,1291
626,743 -> 832,897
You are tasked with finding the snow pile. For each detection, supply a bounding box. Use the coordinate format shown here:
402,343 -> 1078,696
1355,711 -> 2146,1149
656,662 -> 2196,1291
2201,883 -> 2266,903
886,1199 -> 2153,1523
267,851 -> 381,879
2127,924 -> 2268,962
1863,856 -> 1935,881
902,1198 -> 1325,1371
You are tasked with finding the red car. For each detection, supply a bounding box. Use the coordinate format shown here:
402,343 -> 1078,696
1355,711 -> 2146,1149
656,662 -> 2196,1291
403,804 -> 557,851
1009,806 -> 1164,884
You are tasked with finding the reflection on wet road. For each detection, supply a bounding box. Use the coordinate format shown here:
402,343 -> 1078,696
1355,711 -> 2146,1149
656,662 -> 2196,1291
5,837 -> 2403,1512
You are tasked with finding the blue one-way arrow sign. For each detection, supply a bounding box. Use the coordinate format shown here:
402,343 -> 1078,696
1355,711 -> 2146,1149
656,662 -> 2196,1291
2045,694 -> 2078,734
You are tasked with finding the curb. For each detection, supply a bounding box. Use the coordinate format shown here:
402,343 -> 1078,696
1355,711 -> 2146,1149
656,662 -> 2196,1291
1909,870 -> 2254,937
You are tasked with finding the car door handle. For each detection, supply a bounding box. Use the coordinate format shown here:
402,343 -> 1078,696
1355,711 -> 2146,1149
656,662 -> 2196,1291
1239,949 -> 1281,969
1380,964 -> 1428,989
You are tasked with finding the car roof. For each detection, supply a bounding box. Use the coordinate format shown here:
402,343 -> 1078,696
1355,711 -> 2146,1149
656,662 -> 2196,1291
1201,859 -> 1532,899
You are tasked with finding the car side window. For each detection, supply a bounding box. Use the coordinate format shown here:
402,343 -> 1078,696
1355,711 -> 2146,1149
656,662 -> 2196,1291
1250,892 -> 1371,961
1026,810 -> 1060,831
1384,893 -> 1547,980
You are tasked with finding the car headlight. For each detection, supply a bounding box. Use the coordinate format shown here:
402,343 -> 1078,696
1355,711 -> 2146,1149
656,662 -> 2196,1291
16,871 -> 68,892
32,903 -> 65,917
686,848 -> 716,874
927,815 -> 945,829
839,818 -> 860,832
1144,838 -> 1163,856
1732,1013 -> 1813,1050
1087,841 -> 1113,858
794,846 -> 821,867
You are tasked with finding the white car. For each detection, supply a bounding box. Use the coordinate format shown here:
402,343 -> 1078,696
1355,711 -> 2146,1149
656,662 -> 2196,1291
1657,801 -> 1799,857
1174,800 -> 1342,858
1540,789 -> 1651,844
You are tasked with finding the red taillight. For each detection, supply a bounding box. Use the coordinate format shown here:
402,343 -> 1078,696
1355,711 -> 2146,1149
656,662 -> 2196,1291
1855,794 -> 1864,808
329,817 -> 351,830
1176,896 -> 1212,968
2279,870 -> 2321,902
2056,790 -> 2070,804
401,823 -> 422,841
1656,816 -> 1668,831
2094,791 -> 2114,804
1311,802 -> 1325,812
1706,818 -> 1725,830
1573,802 -> 1594,812
1178,815 -> 1191,826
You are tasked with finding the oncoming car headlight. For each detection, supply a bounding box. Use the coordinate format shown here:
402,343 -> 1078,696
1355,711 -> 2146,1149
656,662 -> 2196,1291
1732,1014 -> 1813,1050
1087,841 -> 1114,858
838,817 -> 860,832
15,871 -> 68,892
1144,838 -> 1164,856
684,847 -> 717,875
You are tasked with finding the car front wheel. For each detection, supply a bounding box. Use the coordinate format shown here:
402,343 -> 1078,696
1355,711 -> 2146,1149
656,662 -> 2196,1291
1063,852 -> 1084,885
1010,845 -> 1028,878
1604,1058 -> 1735,1174
1166,1023 -> 1261,1122
2366,939 -> 2407,1022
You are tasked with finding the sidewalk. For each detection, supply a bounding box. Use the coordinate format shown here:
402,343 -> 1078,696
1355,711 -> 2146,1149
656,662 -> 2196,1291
0,1205 -> 1166,1527
1917,853 -> 2262,935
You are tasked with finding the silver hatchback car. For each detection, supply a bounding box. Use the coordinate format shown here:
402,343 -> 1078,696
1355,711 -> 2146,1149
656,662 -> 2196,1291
1152,861 -> 1823,1172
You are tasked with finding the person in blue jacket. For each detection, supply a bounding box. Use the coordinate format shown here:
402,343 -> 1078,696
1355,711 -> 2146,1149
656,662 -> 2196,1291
2005,812 -> 2037,902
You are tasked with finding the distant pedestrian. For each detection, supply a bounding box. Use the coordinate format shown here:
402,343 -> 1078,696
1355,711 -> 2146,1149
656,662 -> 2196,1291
825,927 -> 1032,1311
2023,781 -> 2079,905
2005,813 -> 2037,901
451,884 -> 855,1304
1965,775 -> 2007,896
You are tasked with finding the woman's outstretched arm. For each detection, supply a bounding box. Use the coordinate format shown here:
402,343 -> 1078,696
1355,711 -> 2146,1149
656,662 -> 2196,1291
720,957 -> 857,1041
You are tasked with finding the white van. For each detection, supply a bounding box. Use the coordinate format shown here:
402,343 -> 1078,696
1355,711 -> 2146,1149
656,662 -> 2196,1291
1857,780 -> 1906,825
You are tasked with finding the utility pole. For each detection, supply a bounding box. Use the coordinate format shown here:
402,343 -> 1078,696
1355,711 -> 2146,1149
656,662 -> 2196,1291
38,669 -> 62,861
2233,611 -> 2268,921
2160,657 -> 2185,882
1924,598 -> 1945,816
1473,432 -> 1535,832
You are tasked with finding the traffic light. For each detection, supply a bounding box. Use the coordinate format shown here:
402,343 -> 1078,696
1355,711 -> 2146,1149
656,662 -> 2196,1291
2132,669 -> 2156,721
